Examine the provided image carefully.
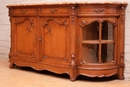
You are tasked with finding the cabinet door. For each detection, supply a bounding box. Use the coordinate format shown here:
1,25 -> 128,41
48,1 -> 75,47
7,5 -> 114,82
40,17 -> 70,65
12,17 -> 38,61
78,18 -> 117,64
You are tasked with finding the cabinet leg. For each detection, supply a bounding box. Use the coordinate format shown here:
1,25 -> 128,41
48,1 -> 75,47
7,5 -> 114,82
118,68 -> 125,80
118,74 -> 125,80
70,54 -> 76,81
70,76 -> 76,82
9,63 -> 15,69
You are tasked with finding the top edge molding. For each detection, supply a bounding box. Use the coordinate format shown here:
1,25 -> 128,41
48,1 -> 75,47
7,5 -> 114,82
7,1 -> 128,8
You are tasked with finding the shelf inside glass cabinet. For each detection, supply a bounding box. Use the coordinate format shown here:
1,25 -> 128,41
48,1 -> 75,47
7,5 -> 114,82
82,40 -> 115,44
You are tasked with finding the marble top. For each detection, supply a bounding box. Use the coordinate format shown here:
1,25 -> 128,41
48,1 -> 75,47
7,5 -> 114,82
7,0 -> 127,7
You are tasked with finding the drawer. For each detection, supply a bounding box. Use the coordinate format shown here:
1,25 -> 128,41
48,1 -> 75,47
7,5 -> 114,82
78,6 -> 119,14
12,8 -> 36,15
40,7 -> 69,14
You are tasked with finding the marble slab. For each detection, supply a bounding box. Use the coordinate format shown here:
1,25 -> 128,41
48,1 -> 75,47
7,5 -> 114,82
7,0 -> 127,7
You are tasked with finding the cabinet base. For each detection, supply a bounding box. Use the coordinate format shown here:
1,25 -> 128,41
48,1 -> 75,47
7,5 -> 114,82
9,59 -> 124,81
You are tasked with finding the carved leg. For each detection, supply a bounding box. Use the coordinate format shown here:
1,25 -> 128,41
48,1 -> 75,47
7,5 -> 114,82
9,62 -> 15,69
118,67 -> 125,80
70,54 -> 77,81
70,75 -> 76,82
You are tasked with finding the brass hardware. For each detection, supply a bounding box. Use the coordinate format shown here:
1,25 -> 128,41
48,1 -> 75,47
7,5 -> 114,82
50,9 -> 57,13
21,9 -> 27,13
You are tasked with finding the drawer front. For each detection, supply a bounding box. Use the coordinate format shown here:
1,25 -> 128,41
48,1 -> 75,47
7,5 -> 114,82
40,7 -> 69,14
12,8 -> 36,15
78,6 -> 119,14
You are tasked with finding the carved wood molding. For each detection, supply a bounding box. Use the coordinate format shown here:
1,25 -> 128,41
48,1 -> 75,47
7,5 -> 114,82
42,18 -> 68,28
79,20 -> 88,28
120,6 -> 125,24
119,52 -> 124,68
42,18 -> 68,35
70,53 -> 76,81
14,51 -> 35,57
71,54 -> 76,67
62,57 -> 68,62
15,17 -> 34,32
42,55 -> 68,62
79,60 -> 87,65
93,9 -> 105,14
111,60 -> 116,63
71,7 -> 75,24
79,60 -> 117,65
81,72 -> 117,78
79,19 -> 117,28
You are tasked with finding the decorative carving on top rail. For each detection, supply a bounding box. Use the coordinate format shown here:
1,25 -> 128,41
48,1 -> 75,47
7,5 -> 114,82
42,18 -> 68,28
21,9 -> 27,14
79,20 -> 87,28
93,9 -> 105,14
42,18 -> 68,34
79,19 -> 117,28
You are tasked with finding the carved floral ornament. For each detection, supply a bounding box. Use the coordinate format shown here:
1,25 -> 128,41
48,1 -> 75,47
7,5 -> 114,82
15,17 -> 34,32
121,6 -> 125,24
71,7 -> 75,24
42,18 -> 68,28
93,9 -> 105,14
42,18 -> 68,34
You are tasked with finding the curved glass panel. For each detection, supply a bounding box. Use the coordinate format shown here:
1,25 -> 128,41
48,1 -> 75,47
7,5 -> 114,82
82,21 -> 99,40
101,21 -> 114,63
101,43 -> 114,63
102,21 -> 113,40
82,44 -> 98,63
81,21 -> 114,63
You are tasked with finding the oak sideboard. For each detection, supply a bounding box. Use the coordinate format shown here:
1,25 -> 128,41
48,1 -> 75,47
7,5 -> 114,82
7,2 -> 127,81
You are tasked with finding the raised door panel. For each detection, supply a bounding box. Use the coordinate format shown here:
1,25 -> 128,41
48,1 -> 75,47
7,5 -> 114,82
40,17 -> 70,65
12,17 -> 38,61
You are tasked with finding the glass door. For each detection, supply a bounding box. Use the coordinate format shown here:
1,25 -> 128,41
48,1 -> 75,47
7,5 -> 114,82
79,19 -> 117,64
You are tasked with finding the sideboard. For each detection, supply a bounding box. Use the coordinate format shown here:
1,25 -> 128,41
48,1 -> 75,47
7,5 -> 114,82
7,2 -> 127,81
